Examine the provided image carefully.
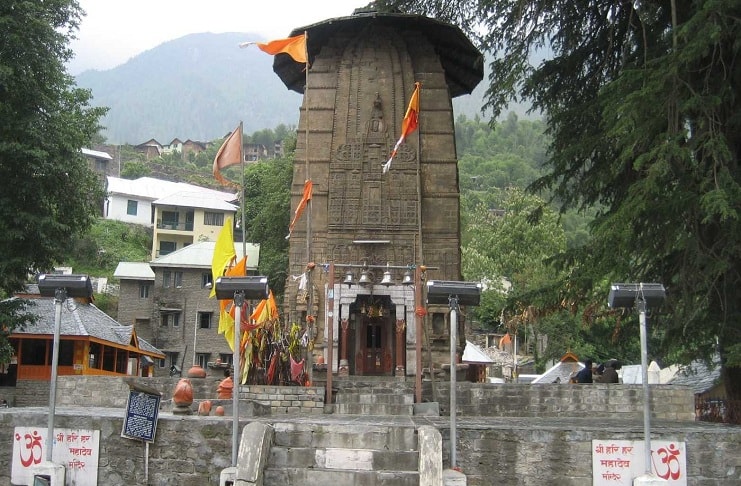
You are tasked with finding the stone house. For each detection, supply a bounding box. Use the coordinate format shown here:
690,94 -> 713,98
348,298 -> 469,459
114,241 -> 260,377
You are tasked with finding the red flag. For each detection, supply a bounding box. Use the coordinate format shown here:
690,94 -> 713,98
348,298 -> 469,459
213,122 -> 243,188
382,82 -> 420,174
286,180 -> 313,239
240,34 -> 308,64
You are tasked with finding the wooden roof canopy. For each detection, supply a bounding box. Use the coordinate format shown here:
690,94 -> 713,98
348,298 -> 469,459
272,10 -> 484,98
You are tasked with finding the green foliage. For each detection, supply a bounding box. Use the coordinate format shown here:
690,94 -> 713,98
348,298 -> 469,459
121,160 -> 151,179
392,0 -> 741,396
242,157 -> 293,298
66,220 -> 152,279
0,0 -> 107,359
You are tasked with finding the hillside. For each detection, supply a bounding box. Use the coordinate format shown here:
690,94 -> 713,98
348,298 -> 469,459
75,32 -> 303,144
74,32 -> 522,145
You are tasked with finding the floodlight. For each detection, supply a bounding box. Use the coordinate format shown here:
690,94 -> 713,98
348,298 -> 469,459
37,274 -> 93,299
426,280 -> 482,306
214,276 -> 269,300
608,283 -> 666,309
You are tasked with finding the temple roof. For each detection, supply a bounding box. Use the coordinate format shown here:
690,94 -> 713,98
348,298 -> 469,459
273,11 -> 484,98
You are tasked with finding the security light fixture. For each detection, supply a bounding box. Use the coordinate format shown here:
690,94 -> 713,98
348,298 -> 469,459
608,283 -> 666,309
213,276 -> 269,300
37,274 -> 93,299
608,282 -> 665,476
426,280 -> 482,306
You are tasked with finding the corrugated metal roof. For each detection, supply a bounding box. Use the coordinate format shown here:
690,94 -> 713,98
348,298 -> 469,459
106,176 -> 237,202
82,148 -> 112,160
462,340 -> 494,363
153,191 -> 238,211
149,241 -> 260,269
114,262 -> 155,280
11,297 -> 164,358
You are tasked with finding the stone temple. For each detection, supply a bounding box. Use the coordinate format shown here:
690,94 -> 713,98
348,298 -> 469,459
274,8 -> 483,379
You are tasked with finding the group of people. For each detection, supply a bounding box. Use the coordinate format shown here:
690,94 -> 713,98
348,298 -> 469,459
572,358 -> 621,384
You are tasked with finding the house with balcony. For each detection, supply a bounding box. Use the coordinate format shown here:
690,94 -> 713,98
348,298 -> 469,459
152,190 -> 238,259
104,176 -> 237,237
114,240 -> 260,376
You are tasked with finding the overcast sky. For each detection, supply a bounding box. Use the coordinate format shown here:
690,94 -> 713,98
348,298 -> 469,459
68,0 -> 360,74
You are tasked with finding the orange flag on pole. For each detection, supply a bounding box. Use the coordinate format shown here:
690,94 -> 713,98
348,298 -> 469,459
382,82 -> 420,174
286,180 -> 313,239
240,33 -> 308,64
213,122 -> 243,188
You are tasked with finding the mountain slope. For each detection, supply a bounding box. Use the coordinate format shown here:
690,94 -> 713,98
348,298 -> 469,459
75,32 -> 530,145
75,32 -> 303,144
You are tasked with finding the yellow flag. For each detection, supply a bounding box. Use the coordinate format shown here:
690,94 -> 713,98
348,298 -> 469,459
210,217 -> 236,298
218,255 -> 247,350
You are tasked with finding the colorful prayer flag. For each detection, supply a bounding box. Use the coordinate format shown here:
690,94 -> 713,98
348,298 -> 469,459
286,179 -> 313,239
382,82 -> 420,174
213,122 -> 243,188
240,33 -> 308,64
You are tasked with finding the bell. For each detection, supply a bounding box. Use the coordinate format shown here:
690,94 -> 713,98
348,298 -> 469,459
358,270 -> 372,287
401,270 -> 414,286
343,270 -> 355,287
380,270 -> 393,286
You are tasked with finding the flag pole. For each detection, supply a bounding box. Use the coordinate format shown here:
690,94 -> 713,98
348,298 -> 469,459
302,30 -> 315,385
239,121 -> 246,259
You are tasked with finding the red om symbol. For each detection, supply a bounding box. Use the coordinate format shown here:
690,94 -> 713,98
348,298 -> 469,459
652,442 -> 682,480
15,430 -> 44,467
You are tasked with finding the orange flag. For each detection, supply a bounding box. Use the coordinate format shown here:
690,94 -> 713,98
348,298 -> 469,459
382,82 -> 420,174
218,256 -> 247,350
286,180 -> 313,239
213,122 -> 243,188
240,33 -> 308,64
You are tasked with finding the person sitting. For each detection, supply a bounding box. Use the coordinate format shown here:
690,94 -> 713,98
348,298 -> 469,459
596,359 -> 620,383
574,359 -> 593,383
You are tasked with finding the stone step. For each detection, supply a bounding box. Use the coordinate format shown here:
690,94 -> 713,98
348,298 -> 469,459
269,446 -> 419,471
336,392 -> 414,405
272,422 -> 418,451
263,467 -> 419,486
334,402 -> 414,416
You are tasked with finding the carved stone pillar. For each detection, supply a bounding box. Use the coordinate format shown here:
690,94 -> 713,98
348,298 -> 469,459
339,318 -> 350,376
395,319 -> 406,376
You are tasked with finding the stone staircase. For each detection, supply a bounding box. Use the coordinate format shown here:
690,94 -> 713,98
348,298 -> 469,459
263,421 -> 420,485
333,380 -> 416,416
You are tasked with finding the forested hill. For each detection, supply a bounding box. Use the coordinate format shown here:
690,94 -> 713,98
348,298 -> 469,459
74,32 -> 303,145
74,32 -> 527,145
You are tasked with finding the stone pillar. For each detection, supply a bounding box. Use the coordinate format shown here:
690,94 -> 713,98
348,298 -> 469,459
395,318 -> 406,376
339,318 -> 350,376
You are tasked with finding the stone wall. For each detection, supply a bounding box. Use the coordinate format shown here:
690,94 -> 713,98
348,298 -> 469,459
240,385 -> 324,415
426,382 -> 696,421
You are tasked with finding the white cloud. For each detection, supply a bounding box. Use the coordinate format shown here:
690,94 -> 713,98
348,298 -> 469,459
68,0 -> 357,74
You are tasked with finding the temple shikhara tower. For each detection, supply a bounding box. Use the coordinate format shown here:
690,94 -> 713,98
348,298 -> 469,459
274,8 -> 482,379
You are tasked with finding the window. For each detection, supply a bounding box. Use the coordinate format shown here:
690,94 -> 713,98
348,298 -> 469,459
204,212 -> 225,226
167,352 -> 179,368
161,312 -> 180,328
127,199 -> 138,216
139,283 -> 151,298
196,353 -> 210,369
432,313 -> 446,337
159,241 -> 176,256
21,339 -> 47,365
162,211 -> 179,229
173,272 -> 183,288
158,358 -> 166,369
162,271 -> 171,288
59,340 -> 74,366
219,353 -> 233,366
201,273 -> 213,289
198,312 -> 212,329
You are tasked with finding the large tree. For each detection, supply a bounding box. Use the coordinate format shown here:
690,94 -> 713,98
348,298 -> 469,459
384,1 -> 741,404
0,1 -> 106,361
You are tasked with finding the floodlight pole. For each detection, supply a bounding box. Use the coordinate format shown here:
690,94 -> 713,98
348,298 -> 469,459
449,295 -> 459,469
46,288 -> 67,462
637,296 -> 652,474
232,291 -> 244,467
